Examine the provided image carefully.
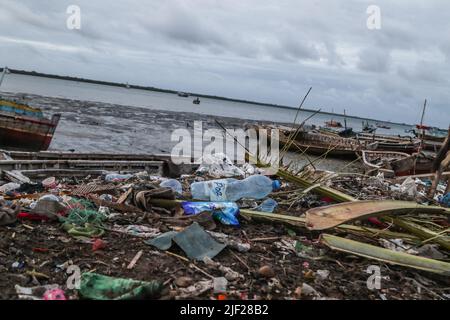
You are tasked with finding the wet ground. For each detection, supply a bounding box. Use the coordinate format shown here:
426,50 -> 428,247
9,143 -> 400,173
1,203 -> 448,300
1,92 -> 355,173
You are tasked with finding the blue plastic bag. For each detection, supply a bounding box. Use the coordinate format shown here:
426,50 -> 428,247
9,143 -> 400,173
438,193 -> 450,207
181,201 -> 240,226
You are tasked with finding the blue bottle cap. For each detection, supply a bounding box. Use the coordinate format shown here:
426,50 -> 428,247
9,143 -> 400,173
272,180 -> 281,191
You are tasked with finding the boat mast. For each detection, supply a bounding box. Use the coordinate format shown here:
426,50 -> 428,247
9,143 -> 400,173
0,66 -> 8,88
420,99 -> 427,129
419,99 -> 427,151
344,109 -> 347,130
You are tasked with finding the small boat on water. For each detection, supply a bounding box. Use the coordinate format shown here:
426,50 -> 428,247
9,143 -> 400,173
193,97 -> 201,105
0,97 -> 61,151
356,132 -> 420,154
362,121 -> 377,133
319,126 -> 355,138
177,92 -> 189,98
376,123 -> 391,130
325,120 -> 343,128
414,127 -> 447,143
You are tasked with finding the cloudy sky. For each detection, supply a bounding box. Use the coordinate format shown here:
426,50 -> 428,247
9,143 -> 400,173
0,0 -> 449,127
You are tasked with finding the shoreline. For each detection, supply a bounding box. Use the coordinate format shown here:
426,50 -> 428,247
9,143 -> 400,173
1,67 -> 418,129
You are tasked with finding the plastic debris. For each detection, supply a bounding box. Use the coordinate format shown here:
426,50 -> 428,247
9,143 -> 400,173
146,223 -> 227,260
0,182 -> 20,193
42,177 -> 57,189
182,201 -> 240,226
172,223 -> 227,260
43,288 -> 66,300
196,153 -> 245,178
438,193 -> 450,207
255,198 -> 278,213
112,224 -> 161,238
15,284 -> 60,300
92,238 -> 106,251
105,173 -> 133,183
191,175 -> 281,201
213,277 -> 228,294
79,273 -> 162,300
0,199 -> 20,226
160,179 -> 183,195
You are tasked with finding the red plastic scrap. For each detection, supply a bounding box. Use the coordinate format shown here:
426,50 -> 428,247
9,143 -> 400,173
92,238 -> 106,251
17,212 -> 50,221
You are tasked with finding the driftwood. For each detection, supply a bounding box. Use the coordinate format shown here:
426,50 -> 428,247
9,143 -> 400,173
305,200 -> 450,231
322,234 -> 450,275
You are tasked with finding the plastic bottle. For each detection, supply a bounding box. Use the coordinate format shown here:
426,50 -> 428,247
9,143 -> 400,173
0,182 -> 21,193
256,198 -> 278,213
105,173 -> 133,182
181,201 -> 240,226
190,175 -> 281,201
160,179 -> 183,195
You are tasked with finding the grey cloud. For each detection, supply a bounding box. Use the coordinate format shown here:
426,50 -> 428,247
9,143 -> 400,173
0,0 -> 449,127
358,48 -> 391,73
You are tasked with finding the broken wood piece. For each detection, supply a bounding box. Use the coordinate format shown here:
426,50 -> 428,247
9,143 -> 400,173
276,169 -> 356,203
239,209 -> 419,241
127,250 -> 143,269
306,200 -> 450,231
322,234 -> 450,275
117,187 -> 133,205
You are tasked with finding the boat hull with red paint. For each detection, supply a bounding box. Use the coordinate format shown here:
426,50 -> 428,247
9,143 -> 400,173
0,111 -> 60,151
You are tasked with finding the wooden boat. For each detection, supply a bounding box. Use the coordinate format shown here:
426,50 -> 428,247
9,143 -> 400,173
376,123 -> 391,130
362,121 -> 377,133
319,127 -> 355,138
279,129 -> 378,158
361,150 -> 416,176
361,150 -> 434,177
356,133 -> 420,154
414,128 -> 447,143
414,152 -> 434,174
177,92 -> 189,98
422,139 -> 444,152
325,120 -> 343,128
0,98 -> 60,151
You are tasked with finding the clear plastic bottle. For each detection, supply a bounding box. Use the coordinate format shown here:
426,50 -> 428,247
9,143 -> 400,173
104,173 -> 133,182
256,198 -> 278,213
191,175 -> 281,201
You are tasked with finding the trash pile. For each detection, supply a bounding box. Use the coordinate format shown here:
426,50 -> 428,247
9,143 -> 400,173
0,155 -> 449,300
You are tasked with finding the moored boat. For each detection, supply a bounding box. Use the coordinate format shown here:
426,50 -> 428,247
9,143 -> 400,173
356,132 -> 420,154
361,150 -> 416,176
0,98 -> 60,151
362,121 -> 377,133
376,123 -> 391,130
361,150 -> 434,177
279,129 -> 378,158
325,120 -> 343,128
177,92 -> 189,97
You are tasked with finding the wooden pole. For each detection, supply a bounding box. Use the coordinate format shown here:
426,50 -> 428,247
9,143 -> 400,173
428,127 -> 450,198
0,67 -> 7,88
419,99 -> 427,150
344,109 -> 347,130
